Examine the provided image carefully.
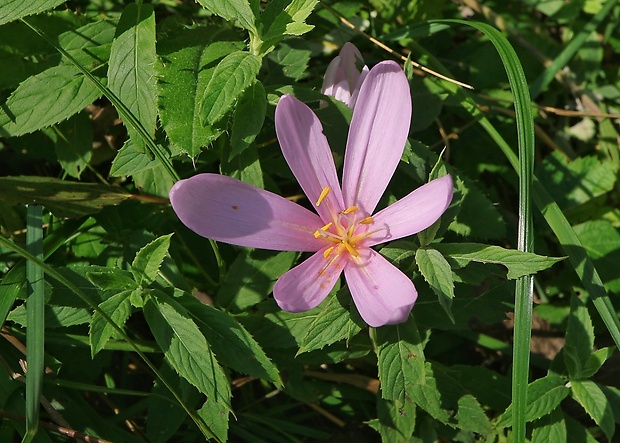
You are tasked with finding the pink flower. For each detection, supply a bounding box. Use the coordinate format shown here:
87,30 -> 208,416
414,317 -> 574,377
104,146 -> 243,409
321,42 -> 368,108
170,61 -> 453,327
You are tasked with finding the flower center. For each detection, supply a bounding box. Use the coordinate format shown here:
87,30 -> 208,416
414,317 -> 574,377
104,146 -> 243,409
312,186 -> 374,260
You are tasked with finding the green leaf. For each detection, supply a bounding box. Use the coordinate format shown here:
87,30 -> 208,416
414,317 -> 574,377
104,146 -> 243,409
564,294 -> 595,380
532,408 -> 567,443
370,395 -> 416,442
197,398 -> 229,443
582,347 -> 615,379
456,394 -> 492,435
375,316 -> 426,402
217,250 -> 296,312
0,0 -> 66,26
0,176 -> 130,218
415,248 -> 455,320
58,19 -> 116,69
109,141 -> 156,177
201,51 -> 262,125
179,296 -> 281,386
298,288 -> 363,354
195,0 -> 257,33
54,112 -> 93,178
0,65 -> 102,137
433,243 -> 564,279
86,268 -> 138,292
159,30 -> 243,157
230,81 -> 266,158
260,0 -> 318,51
497,374 -> 570,427
221,144 -> 264,188
571,380 -> 615,441
89,290 -> 132,356
573,220 -> 620,293
131,234 -> 172,286
107,2 -> 158,151
144,292 -> 231,410
9,304 -> 91,328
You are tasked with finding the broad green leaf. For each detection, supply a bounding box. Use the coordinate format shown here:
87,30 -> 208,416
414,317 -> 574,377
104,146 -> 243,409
87,268 -> 138,292
59,19 -> 116,69
408,364 -> 452,424
0,65 -> 102,137
197,397 -> 229,443
144,293 -> 231,409
242,307 -> 322,349
133,162 -> 177,198
159,32 -> 243,157
89,290 -> 132,356
0,0 -> 66,26
434,243 -> 564,279
217,250 -> 296,312
573,220 -> 620,293
131,234 -> 172,286
497,374 -> 569,427
109,141 -> 156,177
532,408 -> 567,443
221,143 -> 264,188
564,294 -> 594,380
8,304 -> 91,328
260,0 -> 318,52
298,288 -> 362,354
54,112 -> 93,178
370,395 -> 416,442
201,51 -> 262,125
415,248 -> 455,320
571,380 -> 615,441
582,347 -> 615,379
456,394 -> 492,435
265,40 -> 312,82
195,0 -> 257,33
107,3 -> 158,151
230,81 -> 266,158
0,176 -> 130,218
179,296 -> 281,386
565,413 -> 600,443
375,316 -> 426,402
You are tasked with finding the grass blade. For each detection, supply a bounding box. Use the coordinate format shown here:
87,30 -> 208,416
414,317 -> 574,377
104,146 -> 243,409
23,206 -> 44,443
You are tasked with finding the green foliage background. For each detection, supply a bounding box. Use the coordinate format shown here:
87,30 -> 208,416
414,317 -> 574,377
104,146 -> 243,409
0,0 -> 619,442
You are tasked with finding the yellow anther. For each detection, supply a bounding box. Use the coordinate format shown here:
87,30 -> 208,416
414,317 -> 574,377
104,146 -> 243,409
343,242 -> 359,257
343,206 -> 358,214
323,247 -> 335,259
315,186 -> 331,206
313,230 -> 322,239
360,216 -> 374,224
313,222 -> 333,238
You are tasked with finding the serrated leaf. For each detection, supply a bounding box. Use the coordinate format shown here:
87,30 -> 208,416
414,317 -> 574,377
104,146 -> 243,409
408,366 -> 452,424
0,65 -> 102,137
108,2 -> 158,150
0,176 -> 130,218
375,316 -> 426,402
370,395 -> 416,442
8,304 -> 90,328
571,380 -> 615,441
159,30 -> 243,157
86,268 -> 138,291
109,141 -> 156,177
230,81 -> 266,158
498,374 -> 569,427
0,0 -> 66,26
298,288 -> 363,354
456,394 -> 492,435
131,234 -> 172,286
260,0 -> 318,50
573,220 -> 620,293
415,248 -> 455,320
564,294 -> 594,380
434,243 -> 564,279
582,347 -> 615,379
89,290 -> 132,356
55,112 -> 93,178
532,408 -> 567,443
59,19 -> 115,69
195,0 -> 257,33
144,293 -> 231,409
221,143 -> 264,188
201,51 -> 262,125
198,397 -> 229,443
179,296 -> 281,386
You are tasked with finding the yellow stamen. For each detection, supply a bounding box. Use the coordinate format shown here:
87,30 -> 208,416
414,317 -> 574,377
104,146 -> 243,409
315,186 -> 331,206
343,205 -> 358,214
313,222 -> 333,238
360,216 -> 374,224
323,247 -> 335,259
343,242 -> 359,257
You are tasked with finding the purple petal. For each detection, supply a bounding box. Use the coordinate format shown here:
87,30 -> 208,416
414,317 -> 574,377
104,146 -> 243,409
275,95 -> 345,221
342,61 -> 412,215
170,174 -> 325,251
273,248 -> 347,312
366,175 -> 453,246
321,42 -> 367,108
344,248 -> 417,327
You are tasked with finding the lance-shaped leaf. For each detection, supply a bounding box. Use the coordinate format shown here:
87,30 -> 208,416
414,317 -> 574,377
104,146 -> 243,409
0,0 -> 66,26
433,243 -> 564,279
201,51 -> 262,126
230,81 -> 266,158
571,380 -> 615,442
90,290 -> 133,356
564,294 -> 594,380
415,248 -> 455,321
195,0 -> 257,34
131,234 -> 173,286
107,2 -> 158,151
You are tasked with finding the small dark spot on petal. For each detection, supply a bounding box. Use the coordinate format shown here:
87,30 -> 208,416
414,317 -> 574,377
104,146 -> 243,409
232,205 -> 238,210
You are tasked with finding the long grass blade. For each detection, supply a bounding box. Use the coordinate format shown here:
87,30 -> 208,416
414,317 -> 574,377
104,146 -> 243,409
23,205 -> 44,443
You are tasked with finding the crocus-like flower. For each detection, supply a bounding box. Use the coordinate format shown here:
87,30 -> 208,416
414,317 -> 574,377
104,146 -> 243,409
170,61 -> 453,327
321,42 -> 368,108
